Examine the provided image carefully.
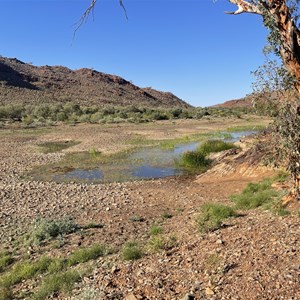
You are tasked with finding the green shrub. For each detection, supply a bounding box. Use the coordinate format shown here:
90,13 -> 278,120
130,216 -> 145,222
231,179 -> 279,210
147,235 -> 177,252
198,140 -> 237,155
28,217 -> 79,245
0,252 -> 13,273
178,151 -> 210,169
196,203 -> 237,233
149,225 -> 163,236
121,241 -> 144,261
161,212 -> 173,219
273,206 -> 290,216
67,244 -> 111,266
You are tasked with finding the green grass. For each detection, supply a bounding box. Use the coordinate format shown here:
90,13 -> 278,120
273,205 -> 291,216
198,140 -> 238,155
0,287 -> 13,300
0,243 -> 113,299
31,269 -> 83,300
147,235 -> 177,252
88,148 -> 101,157
177,151 -> 210,170
121,241 -> 144,261
226,124 -> 267,132
37,141 -> 79,154
230,179 -> 279,210
196,203 -> 238,233
0,256 -> 52,288
149,225 -> 163,236
67,244 -> 112,267
0,252 -> 13,273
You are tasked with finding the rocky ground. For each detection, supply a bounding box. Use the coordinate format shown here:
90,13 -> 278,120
0,119 -> 299,300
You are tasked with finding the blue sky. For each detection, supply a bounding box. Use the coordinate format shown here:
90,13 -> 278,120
0,0 -> 269,107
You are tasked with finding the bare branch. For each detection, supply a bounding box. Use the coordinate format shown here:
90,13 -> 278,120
119,0 -> 128,20
73,0 -> 128,39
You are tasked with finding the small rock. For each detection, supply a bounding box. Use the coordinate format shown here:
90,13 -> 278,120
205,287 -> 215,296
125,294 -> 138,300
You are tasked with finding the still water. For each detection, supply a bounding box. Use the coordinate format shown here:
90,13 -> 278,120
53,131 -> 256,183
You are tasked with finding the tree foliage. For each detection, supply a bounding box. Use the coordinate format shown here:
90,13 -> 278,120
228,1 -> 300,199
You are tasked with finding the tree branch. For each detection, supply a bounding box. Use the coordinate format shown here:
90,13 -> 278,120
226,0 -> 263,15
73,0 -> 127,38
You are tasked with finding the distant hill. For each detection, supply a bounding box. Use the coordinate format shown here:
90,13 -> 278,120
0,57 -> 190,108
213,96 -> 254,109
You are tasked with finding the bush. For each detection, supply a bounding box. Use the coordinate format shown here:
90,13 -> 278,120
149,225 -> 163,236
178,151 -> 210,169
147,235 -> 177,252
231,179 -> 279,210
121,241 -> 144,261
196,203 -> 237,233
28,217 -> 79,245
198,140 -> 237,155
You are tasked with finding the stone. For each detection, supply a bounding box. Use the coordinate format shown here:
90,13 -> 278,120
205,287 -> 215,296
125,294 -> 138,300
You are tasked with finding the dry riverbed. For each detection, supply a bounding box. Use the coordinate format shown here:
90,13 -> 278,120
1,117 -> 300,300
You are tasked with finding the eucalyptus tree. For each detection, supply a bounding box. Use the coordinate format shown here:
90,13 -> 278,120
227,1 -> 300,201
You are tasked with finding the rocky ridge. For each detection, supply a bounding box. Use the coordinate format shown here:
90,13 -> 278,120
0,57 -> 190,108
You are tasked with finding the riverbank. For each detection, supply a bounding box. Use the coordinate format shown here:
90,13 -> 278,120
1,117 -> 299,300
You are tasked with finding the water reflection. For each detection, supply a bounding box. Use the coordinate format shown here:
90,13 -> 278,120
52,131 -> 256,183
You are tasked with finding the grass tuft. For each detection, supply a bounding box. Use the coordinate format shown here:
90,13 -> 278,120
67,244 -> 111,267
230,179 -> 279,210
149,225 -> 163,236
0,252 -> 13,273
31,269 -> 82,300
196,203 -> 237,233
121,241 -> 144,261
198,140 -> 237,155
0,256 -> 52,289
147,235 -> 177,252
177,151 -> 210,170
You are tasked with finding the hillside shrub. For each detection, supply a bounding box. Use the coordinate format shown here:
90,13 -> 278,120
121,241 -> 144,261
196,203 -> 237,233
27,217 -> 79,245
230,179 -> 279,210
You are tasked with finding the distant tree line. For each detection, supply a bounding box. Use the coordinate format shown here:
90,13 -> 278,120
0,103 -> 252,127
